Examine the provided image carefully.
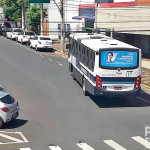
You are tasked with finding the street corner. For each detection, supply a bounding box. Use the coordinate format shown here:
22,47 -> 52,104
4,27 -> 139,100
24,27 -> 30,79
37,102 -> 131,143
55,51 -> 68,59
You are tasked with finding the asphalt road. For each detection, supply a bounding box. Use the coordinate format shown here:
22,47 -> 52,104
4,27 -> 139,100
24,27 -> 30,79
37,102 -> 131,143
0,36 -> 150,150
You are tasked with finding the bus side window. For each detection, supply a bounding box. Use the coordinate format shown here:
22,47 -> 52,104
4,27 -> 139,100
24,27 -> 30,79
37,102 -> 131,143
78,43 -> 81,60
92,51 -> 95,71
76,43 -> 78,57
88,50 -> 93,70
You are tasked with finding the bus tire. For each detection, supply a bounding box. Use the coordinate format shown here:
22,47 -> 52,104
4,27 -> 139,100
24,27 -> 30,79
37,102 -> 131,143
82,78 -> 88,96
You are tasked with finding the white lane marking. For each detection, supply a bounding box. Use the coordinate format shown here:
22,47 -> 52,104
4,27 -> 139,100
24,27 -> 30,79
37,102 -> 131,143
137,96 -> 150,104
20,148 -> 32,150
49,146 -> 62,150
49,58 -> 53,61
77,143 -> 95,150
0,133 -> 23,143
104,140 -> 127,150
40,55 -> 44,57
0,131 -> 28,144
58,64 -> 64,66
132,136 -> 150,149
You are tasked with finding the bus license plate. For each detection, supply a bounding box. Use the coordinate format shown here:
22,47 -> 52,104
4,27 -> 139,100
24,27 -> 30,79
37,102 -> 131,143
114,87 -> 122,90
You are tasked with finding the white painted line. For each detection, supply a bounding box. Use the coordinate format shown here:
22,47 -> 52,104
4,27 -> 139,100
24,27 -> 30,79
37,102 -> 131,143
58,64 -> 64,66
132,136 -> 150,149
49,59 -> 53,61
40,55 -> 44,57
20,148 -> 32,150
137,96 -> 150,104
49,146 -> 62,150
0,131 -> 28,145
104,140 -> 127,150
0,132 -> 23,143
77,143 -> 95,150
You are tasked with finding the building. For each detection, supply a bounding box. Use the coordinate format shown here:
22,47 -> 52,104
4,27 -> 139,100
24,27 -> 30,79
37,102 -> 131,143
47,0 -> 94,39
95,0 -> 150,58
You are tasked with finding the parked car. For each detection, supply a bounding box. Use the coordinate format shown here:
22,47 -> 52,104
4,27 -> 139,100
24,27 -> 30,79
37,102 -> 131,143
0,91 -> 19,128
1,22 -> 12,37
6,28 -> 23,40
30,36 -> 53,51
17,31 -> 36,44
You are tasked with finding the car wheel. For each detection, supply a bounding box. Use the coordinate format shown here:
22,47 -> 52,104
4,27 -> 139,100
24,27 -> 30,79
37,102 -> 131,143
11,36 -> 13,40
30,43 -> 32,48
21,39 -> 23,45
35,45 -> 38,51
82,78 -> 88,96
0,117 -> 4,128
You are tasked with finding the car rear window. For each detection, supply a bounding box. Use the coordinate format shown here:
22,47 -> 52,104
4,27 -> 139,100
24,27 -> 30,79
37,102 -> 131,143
14,29 -> 22,32
40,37 -> 50,40
25,32 -> 35,35
0,95 -> 14,104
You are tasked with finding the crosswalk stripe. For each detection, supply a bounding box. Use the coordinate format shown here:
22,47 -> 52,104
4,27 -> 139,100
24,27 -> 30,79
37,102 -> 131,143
20,148 -> 32,150
131,136 -> 150,149
77,143 -> 95,150
49,146 -> 62,150
104,140 -> 127,150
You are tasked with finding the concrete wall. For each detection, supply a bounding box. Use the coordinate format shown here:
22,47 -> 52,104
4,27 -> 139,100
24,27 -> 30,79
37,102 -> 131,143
136,0 -> 150,6
96,6 -> 150,31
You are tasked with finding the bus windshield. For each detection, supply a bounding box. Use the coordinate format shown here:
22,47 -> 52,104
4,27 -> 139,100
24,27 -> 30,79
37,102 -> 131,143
100,50 -> 138,69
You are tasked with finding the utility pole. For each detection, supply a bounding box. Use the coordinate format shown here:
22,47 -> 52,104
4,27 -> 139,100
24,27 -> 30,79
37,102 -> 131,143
52,0 -> 65,53
60,0 -> 65,53
40,3 -> 44,36
95,0 -> 98,30
22,2 -> 25,30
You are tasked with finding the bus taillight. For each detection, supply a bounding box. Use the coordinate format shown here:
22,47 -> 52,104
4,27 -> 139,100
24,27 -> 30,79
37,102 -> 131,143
134,76 -> 141,90
96,75 -> 102,90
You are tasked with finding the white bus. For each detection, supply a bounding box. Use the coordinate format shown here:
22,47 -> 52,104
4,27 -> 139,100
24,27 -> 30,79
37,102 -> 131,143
68,33 -> 141,96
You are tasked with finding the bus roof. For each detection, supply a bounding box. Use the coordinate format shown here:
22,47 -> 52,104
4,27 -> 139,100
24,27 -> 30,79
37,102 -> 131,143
81,38 -> 139,51
70,33 -> 139,51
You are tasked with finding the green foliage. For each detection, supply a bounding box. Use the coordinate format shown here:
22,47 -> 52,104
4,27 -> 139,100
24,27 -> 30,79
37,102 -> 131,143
27,5 -> 40,28
2,0 -> 29,21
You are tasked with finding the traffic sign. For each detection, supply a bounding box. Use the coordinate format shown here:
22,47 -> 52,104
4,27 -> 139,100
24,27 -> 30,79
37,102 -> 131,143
29,0 -> 50,3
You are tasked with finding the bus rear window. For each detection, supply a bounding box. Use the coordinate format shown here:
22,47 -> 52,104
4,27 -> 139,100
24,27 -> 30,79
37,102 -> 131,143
100,50 -> 138,69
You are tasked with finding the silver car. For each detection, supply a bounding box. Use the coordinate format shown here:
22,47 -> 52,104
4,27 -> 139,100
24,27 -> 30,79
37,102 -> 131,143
0,91 -> 19,128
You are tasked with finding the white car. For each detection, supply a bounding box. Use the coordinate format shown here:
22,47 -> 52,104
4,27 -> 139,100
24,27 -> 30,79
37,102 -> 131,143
6,28 -> 23,40
17,31 -> 36,44
30,36 -> 53,51
0,91 -> 19,128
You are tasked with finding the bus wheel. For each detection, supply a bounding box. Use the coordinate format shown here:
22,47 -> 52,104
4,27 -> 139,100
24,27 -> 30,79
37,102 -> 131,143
82,78 -> 88,96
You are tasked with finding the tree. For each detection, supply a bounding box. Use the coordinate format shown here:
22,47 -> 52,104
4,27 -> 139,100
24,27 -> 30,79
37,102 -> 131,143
2,0 -> 28,22
26,5 -> 40,28
27,4 -> 47,28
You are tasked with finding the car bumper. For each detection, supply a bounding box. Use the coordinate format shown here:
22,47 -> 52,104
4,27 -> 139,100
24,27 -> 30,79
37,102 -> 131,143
1,109 -> 19,123
93,87 -> 141,97
37,44 -> 53,49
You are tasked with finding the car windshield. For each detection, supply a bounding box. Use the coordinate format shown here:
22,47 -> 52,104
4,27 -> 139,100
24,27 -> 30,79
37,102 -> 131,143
14,29 -> 22,32
40,37 -> 50,40
25,32 -> 35,35
0,95 -> 14,104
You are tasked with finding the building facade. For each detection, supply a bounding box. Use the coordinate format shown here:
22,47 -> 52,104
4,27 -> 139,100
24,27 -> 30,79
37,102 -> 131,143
95,1 -> 150,58
47,0 -> 94,39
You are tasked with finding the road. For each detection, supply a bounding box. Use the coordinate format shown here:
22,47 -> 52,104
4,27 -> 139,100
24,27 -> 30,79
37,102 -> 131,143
0,36 -> 150,150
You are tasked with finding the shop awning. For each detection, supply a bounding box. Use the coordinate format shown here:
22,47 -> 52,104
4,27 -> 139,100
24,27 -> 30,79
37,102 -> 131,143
72,16 -> 95,21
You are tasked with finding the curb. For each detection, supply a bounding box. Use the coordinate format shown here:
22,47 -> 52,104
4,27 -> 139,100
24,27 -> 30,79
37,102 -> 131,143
55,51 -> 68,59
141,84 -> 150,90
